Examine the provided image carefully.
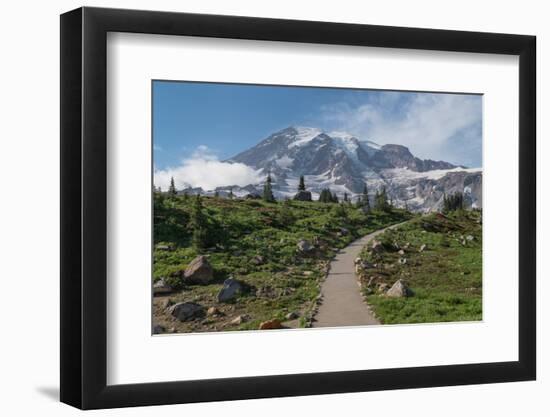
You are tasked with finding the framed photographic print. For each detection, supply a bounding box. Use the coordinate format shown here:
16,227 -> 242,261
60,6 -> 536,410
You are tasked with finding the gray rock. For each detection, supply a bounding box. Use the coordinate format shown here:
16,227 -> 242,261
217,277 -> 244,303
466,235 -> 475,241
419,244 -> 427,252
371,240 -> 384,253
339,227 -> 349,236
182,255 -> 214,284
377,283 -> 390,293
155,244 -> 173,251
153,278 -> 173,295
386,279 -> 413,298
297,239 -> 314,253
152,324 -> 165,334
399,258 -> 407,265
398,249 -> 405,255
169,302 -> 204,321
285,311 -> 300,320
251,255 -> 265,265
231,314 -> 250,325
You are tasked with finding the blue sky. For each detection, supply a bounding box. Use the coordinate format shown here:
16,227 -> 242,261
153,80 -> 482,189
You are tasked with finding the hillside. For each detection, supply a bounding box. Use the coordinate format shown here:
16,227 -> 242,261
152,193 -> 412,333
356,210 -> 482,324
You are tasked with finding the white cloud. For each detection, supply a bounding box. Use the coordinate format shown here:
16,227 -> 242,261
320,93 -> 482,166
154,145 -> 261,191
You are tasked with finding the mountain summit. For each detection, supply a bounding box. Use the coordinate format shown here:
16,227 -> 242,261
182,126 -> 482,212
228,126 -> 459,193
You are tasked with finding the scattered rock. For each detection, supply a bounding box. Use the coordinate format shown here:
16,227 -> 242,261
251,255 -> 265,265
297,239 -> 315,253
398,249 -> 405,255
419,244 -> 427,252
169,302 -> 204,321
259,319 -> 283,330
182,255 -> 214,284
231,315 -> 250,325
302,270 -> 314,277
466,235 -> 474,241
377,283 -> 390,293
371,240 -> 384,253
285,311 -> 300,320
155,244 -> 173,251
386,279 -> 413,298
207,306 -> 221,316
354,257 -> 362,265
217,277 -> 244,303
245,193 -> 261,199
160,298 -> 174,310
399,258 -> 407,265
152,324 -> 165,334
153,278 -> 173,295
293,190 -> 312,201
339,227 -> 349,236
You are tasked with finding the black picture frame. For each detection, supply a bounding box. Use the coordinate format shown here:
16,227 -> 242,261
60,6 -> 536,410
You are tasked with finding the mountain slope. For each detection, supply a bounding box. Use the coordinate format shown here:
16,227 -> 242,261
181,126 -> 482,212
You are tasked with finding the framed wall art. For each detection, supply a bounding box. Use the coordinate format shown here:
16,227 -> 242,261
60,6 -> 536,409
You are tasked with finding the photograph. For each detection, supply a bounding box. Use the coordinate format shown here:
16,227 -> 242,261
151,81 -> 483,334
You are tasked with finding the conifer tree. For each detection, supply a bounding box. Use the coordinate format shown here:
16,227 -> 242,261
331,192 -> 339,203
263,173 -> 275,202
298,175 -> 306,191
228,187 -> 234,199
362,183 -> 370,212
318,188 -> 332,203
343,192 -> 349,203
168,176 -> 177,197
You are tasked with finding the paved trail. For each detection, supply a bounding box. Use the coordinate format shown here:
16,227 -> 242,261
313,224 -> 402,328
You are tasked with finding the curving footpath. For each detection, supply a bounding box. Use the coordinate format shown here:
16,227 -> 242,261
313,224 -> 403,328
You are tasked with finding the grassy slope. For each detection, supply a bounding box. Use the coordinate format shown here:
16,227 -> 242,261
153,194 -> 411,333
359,211 -> 482,324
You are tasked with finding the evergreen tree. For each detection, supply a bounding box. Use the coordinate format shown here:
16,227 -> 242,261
442,191 -> 464,213
331,192 -> 339,203
318,188 -> 333,203
362,183 -> 370,212
190,194 -> 208,250
343,192 -> 349,203
263,173 -> 275,202
228,187 -> 234,199
375,187 -> 390,212
298,175 -> 306,191
214,190 -> 219,198
355,196 -> 362,208
168,176 -> 177,197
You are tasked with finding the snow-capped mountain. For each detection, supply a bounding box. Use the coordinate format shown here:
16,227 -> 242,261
181,126 -> 482,211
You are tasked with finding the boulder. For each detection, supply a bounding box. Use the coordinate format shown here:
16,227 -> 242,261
398,249 -> 405,255
297,239 -> 314,253
377,283 -> 390,293
169,302 -> 204,321
217,277 -> 244,303
155,244 -> 173,251
251,255 -> 265,265
285,311 -> 299,320
231,315 -> 250,325
354,257 -> 362,265
293,190 -> 312,201
182,255 -> 214,284
153,278 -> 173,295
259,319 -> 283,330
207,306 -> 221,316
371,240 -> 384,253
466,235 -> 475,241
386,279 -> 413,298
152,324 -> 165,334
